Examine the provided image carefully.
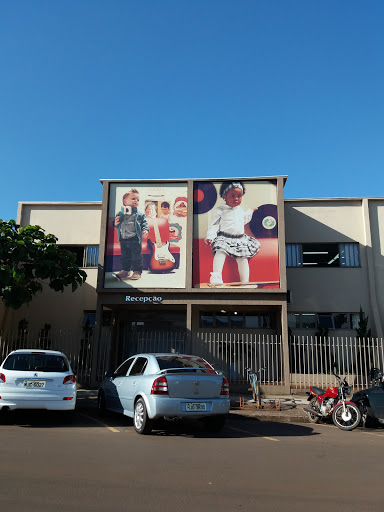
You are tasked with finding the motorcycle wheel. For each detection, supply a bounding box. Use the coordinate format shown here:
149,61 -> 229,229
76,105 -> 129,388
332,403 -> 361,431
307,397 -> 321,424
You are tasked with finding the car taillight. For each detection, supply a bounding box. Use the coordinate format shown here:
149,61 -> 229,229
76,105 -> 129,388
151,376 -> 168,395
0,373 -> 5,383
63,375 -> 76,384
220,377 -> 229,395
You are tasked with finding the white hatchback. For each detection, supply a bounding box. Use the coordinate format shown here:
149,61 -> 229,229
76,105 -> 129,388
0,349 -> 77,413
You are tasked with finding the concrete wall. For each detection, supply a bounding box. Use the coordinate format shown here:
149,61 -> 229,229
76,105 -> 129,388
368,200 -> 384,335
1,202 -> 101,334
285,198 -> 384,337
2,196 -> 384,340
17,202 -> 102,244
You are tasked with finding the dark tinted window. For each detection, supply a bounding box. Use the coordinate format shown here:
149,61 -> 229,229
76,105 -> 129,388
3,353 -> 69,372
115,358 -> 134,376
302,243 -> 339,267
128,357 -> 148,376
156,356 -> 213,371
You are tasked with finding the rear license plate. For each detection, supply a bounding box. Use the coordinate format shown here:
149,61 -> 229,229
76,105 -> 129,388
185,402 -> 207,412
23,380 -> 46,389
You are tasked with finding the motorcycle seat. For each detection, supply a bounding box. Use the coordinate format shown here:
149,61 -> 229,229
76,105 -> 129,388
311,386 -> 326,396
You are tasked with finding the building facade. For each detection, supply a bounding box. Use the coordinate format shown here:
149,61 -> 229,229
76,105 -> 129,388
1,177 -> 384,390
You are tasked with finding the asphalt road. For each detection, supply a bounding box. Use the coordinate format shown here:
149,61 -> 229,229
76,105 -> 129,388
0,402 -> 383,512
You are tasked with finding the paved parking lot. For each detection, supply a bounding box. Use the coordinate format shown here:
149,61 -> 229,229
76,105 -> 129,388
1,395 -> 384,512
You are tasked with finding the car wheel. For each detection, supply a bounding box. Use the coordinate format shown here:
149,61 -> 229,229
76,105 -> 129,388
202,415 -> 227,432
98,391 -> 107,417
133,398 -> 152,435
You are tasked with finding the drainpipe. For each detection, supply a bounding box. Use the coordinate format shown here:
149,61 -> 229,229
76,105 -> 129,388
362,198 -> 383,337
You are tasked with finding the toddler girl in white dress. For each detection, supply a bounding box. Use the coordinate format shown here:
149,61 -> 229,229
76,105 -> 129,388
204,181 -> 260,285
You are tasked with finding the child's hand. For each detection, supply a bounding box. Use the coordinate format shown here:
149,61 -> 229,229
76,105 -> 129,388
114,215 -> 121,225
142,230 -> 149,239
204,238 -> 212,246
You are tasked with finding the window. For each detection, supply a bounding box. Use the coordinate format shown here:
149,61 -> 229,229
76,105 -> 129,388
200,313 -> 214,328
245,314 -> 259,328
286,244 -> 302,267
317,314 -> 334,329
289,312 -> 359,330
286,243 -> 360,268
199,311 -> 275,329
128,357 -> 148,376
301,314 -> 316,329
156,356 -> 213,371
115,358 -> 135,376
84,245 -> 99,267
230,313 -> 244,328
60,245 -> 99,268
3,353 -> 69,372
81,311 -> 96,327
215,313 -> 229,328
288,313 -> 300,329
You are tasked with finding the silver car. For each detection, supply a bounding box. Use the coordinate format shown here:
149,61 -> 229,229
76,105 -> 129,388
98,353 -> 230,434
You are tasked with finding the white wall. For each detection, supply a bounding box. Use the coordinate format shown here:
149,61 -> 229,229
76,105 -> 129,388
285,198 -> 384,336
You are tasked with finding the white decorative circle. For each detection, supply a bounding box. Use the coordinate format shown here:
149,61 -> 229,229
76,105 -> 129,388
262,216 -> 276,230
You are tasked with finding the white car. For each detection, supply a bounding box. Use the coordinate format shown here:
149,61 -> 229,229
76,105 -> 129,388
98,353 -> 230,434
0,349 -> 77,415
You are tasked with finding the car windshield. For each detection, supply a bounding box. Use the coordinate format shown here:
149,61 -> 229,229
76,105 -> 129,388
3,353 -> 69,372
156,356 -> 214,371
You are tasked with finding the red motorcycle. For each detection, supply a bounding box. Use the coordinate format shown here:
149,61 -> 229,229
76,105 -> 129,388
303,370 -> 361,431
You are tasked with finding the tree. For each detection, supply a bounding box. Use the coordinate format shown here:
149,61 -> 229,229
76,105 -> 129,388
355,306 -> 372,339
355,306 -> 372,378
0,219 -> 87,330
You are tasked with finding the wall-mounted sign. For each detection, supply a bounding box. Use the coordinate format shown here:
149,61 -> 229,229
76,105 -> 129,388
104,182 -> 188,289
193,179 -> 280,289
125,295 -> 163,303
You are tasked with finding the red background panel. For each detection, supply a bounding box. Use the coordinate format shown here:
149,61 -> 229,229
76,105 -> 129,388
192,238 -> 280,287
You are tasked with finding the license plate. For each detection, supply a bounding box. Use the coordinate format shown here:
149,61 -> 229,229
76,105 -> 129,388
185,402 -> 207,412
23,380 -> 46,388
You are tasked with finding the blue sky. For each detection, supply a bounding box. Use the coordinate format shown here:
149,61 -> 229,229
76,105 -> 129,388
1,1 -> 383,221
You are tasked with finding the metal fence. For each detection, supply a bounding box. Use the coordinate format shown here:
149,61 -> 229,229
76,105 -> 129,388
289,335 -> 384,390
193,332 -> 285,385
0,328 -> 96,387
1,328 -> 383,391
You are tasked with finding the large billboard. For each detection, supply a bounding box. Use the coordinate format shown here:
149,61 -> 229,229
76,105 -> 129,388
193,180 -> 280,288
104,182 -> 188,288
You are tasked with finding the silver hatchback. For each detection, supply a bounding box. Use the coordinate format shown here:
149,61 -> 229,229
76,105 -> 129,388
98,353 -> 230,434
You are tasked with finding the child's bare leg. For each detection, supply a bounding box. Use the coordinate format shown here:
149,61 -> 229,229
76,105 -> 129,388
210,250 -> 226,285
237,257 -> 249,283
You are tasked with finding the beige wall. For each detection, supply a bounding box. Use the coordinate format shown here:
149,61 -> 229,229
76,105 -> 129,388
2,196 -> 384,339
17,202 -> 102,245
1,203 -> 101,334
285,198 -> 384,337
285,200 -> 364,242
368,200 -> 384,334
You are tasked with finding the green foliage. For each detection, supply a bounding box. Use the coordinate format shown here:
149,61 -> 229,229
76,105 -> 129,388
0,219 -> 87,310
355,306 -> 372,339
315,324 -> 329,338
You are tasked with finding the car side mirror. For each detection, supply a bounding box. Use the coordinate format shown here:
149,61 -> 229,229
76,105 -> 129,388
105,370 -> 114,378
